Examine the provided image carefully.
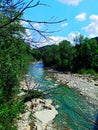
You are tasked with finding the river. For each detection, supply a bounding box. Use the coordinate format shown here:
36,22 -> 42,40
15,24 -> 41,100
28,62 -> 98,130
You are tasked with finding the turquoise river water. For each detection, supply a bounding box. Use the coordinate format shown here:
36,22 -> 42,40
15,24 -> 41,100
28,62 -> 98,130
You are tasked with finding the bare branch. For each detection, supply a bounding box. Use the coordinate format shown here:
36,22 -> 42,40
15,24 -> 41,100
0,0 -> 40,29
19,18 -> 67,25
0,0 -> 67,48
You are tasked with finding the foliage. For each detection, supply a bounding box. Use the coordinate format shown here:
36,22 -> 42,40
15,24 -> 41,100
42,36 -> 98,74
22,90 -> 44,103
42,45 -> 60,67
78,68 -> 97,75
0,99 -> 24,130
59,40 -> 73,70
0,0 -> 34,129
0,0 -> 34,100
42,41 -> 73,71
73,38 -> 98,72
31,48 -> 41,61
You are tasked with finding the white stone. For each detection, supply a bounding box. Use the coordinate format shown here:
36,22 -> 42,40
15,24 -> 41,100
34,109 -> 58,124
45,99 -> 52,104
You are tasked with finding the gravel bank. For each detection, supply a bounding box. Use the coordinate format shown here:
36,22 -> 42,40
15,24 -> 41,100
49,71 -> 98,105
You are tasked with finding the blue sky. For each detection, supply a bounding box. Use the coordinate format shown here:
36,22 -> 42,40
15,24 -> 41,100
22,0 -> 98,46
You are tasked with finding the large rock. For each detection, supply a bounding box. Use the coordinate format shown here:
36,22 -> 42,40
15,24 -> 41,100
17,97 -> 58,130
32,98 -> 58,130
34,109 -> 58,124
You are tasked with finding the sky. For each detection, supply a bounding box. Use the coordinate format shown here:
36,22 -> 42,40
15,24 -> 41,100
22,0 -> 98,47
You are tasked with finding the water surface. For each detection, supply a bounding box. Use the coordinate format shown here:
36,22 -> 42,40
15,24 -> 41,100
28,62 -> 98,130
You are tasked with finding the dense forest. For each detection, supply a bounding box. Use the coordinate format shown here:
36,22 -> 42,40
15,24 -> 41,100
35,36 -> 98,74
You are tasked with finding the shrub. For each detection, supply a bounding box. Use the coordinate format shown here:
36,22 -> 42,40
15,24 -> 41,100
0,99 -> 24,130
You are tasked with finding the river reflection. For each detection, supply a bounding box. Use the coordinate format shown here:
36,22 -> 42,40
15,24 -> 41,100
28,62 -> 98,130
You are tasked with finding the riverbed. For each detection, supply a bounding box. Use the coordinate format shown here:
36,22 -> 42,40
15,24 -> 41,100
27,62 -> 98,130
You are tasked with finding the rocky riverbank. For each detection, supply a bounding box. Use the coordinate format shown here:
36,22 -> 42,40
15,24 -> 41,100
48,70 -> 98,106
17,80 -> 58,130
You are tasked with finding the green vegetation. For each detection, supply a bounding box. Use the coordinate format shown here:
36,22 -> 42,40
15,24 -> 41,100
0,1 -> 34,129
0,0 -> 98,129
41,35 -> 98,74
22,90 -> 44,103
0,99 -> 25,130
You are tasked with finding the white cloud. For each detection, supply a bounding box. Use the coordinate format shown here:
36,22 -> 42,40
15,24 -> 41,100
57,0 -> 82,6
20,21 -> 42,30
67,32 -> 76,43
49,36 -> 66,44
35,31 -> 87,48
20,21 -> 43,45
66,32 -> 81,45
36,33 -> 81,47
82,14 -> 98,38
36,36 -> 66,47
75,13 -> 87,21
89,15 -> 98,24
33,23 -> 42,29
20,20 -> 28,26
61,22 -> 68,27
25,29 -> 31,36
25,29 -> 32,43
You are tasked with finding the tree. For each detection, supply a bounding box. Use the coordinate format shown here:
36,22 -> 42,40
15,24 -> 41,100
42,40 -> 74,71
0,21 -> 30,100
52,45 -> 61,69
42,46 -> 54,66
80,39 -> 98,70
59,40 -> 73,71
72,35 -> 88,72
72,37 -> 98,72
73,34 -> 87,45
31,48 -> 41,61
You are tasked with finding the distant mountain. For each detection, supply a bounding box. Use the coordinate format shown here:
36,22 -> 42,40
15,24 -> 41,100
38,45 -> 51,51
38,44 -> 57,52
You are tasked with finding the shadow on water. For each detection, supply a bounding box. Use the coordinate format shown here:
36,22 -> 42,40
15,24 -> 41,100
94,114 -> 98,130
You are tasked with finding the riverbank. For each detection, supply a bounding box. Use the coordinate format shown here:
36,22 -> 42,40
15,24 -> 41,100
48,70 -> 98,105
17,62 -> 98,130
17,80 -> 58,130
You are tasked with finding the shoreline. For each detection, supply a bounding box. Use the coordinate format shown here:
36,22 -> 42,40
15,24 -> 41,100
17,80 -> 58,130
47,69 -> 98,106
17,66 -> 98,130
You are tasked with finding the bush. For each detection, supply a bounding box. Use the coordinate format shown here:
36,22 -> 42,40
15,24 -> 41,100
0,100 -> 24,130
22,90 -> 44,103
79,68 -> 97,75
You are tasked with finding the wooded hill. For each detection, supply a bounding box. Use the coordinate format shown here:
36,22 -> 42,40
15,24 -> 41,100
33,36 -> 98,74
